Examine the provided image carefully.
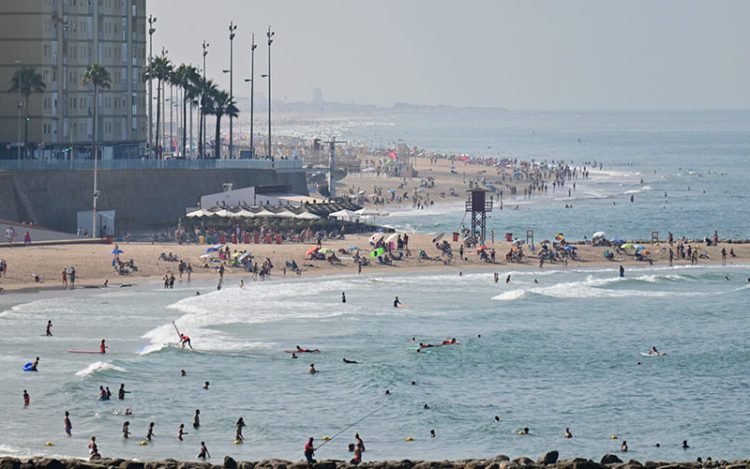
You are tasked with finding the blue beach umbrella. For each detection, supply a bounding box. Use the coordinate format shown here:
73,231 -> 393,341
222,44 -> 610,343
111,248 -> 124,255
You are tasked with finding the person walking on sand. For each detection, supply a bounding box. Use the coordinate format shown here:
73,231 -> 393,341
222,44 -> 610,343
69,266 -> 76,289
64,411 -> 72,436
61,269 -> 68,288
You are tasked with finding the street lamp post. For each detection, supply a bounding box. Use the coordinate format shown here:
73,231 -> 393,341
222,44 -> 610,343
249,33 -> 257,158
148,15 -> 156,158
201,40 -> 209,158
15,60 -> 21,162
266,26 -> 274,159
228,21 -> 237,159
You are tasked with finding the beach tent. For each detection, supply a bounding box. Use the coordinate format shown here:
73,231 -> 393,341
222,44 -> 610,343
233,209 -> 256,218
592,231 -> 607,239
253,208 -> 277,218
214,209 -> 233,218
357,207 -> 388,217
295,212 -> 321,220
385,233 -> 400,243
186,209 -> 211,218
273,209 -> 297,218
329,209 -> 359,221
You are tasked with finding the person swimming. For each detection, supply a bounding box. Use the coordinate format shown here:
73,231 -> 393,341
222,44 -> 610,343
343,358 -> 359,364
296,345 -> 320,353
309,363 -> 318,374
564,427 -> 573,439
203,381 -> 209,390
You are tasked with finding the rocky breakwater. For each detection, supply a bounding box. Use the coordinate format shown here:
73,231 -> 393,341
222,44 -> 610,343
1,453 -> 748,469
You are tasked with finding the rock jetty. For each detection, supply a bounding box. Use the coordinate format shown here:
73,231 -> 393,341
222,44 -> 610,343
0,455 -> 748,469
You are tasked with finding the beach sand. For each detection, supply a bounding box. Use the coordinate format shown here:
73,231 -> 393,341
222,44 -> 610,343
0,233 -> 746,293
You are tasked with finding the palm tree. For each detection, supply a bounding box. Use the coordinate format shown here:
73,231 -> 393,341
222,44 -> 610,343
81,63 -> 111,239
9,66 -> 46,158
144,56 -> 172,159
171,64 -> 200,158
195,77 -> 218,158
208,89 -> 239,159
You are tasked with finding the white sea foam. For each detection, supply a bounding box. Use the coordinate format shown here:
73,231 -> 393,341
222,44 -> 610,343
75,361 -> 126,377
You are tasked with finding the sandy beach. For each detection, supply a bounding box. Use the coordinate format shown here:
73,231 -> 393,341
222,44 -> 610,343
1,233 -> 747,293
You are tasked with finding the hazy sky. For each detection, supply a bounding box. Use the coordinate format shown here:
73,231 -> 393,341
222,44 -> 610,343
149,0 -> 750,110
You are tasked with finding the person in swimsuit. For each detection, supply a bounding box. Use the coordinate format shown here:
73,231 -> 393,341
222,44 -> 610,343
178,424 -> 187,441
235,417 -> 246,441
31,357 -> 39,372
46,320 -> 53,337
122,421 -> 131,439
88,436 -> 101,460
193,409 -> 200,429
564,427 -> 573,439
100,339 -> 107,354
146,422 -> 155,441
64,411 -> 72,436
198,441 -> 210,459
309,363 -> 318,374
23,390 -> 30,407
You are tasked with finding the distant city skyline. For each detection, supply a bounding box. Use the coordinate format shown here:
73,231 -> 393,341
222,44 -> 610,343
149,0 -> 750,110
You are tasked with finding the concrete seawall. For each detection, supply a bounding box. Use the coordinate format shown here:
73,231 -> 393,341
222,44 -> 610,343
0,168 -> 307,233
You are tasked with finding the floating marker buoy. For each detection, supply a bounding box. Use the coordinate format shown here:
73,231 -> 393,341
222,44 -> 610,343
139,441 -> 149,446
610,434 -> 618,440
234,440 -> 243,445
517,431 -> 525,435
45,442 -> 54,447
322,436 -> 331,441
405,436 -> 415,442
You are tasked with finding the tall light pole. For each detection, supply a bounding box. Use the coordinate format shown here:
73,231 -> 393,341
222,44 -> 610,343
14,60 -> 22,162
228,21 -> 237,159
201,40 -> 209,158
266,26 -> 274,159
161,47 -> 168,159
148,15 -> 156,158
249,33 -> 257,158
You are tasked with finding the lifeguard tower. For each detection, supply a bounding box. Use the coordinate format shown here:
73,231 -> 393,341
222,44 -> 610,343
466,188 -> 493,241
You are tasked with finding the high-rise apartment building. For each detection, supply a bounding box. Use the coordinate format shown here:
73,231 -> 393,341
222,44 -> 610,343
0,0 -> 147,160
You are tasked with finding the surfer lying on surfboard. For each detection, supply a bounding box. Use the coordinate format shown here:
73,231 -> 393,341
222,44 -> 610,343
285,345 -> 320,353
642,346 -> 666,357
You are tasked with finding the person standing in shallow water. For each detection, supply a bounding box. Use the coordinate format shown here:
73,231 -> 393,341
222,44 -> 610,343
619,265 -> 625,278
64,411 -> 72,436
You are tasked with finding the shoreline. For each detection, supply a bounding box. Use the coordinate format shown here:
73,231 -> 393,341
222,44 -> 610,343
1,454 -> 746,469
1,236 -> 749,295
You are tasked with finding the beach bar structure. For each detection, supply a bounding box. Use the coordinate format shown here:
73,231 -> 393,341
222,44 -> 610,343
466,188 -> 493,242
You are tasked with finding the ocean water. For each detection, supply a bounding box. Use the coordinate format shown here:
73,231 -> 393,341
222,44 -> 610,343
1,110 -> 749,463
342,110 -> 750,240
1,265 -> 749,462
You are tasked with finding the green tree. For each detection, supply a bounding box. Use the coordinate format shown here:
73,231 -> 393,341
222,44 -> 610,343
9,66 -> 46,158
195,77 -> 217,158
81,63 -> 111,239
208,89 -> 239,159
171,64 -> 200,158
144,55 -> 172,158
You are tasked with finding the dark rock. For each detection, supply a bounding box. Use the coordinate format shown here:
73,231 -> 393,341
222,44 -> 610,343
654,466 -> 693,469
0,459 -> 21,469
601,456 -> 623,465
464,461 -> 486,469
20,463 -> 34,469
224,458 -> 237,469
512,457 -> 536,468
254,460 -> 289,469
493,457 -> 510,464
497,462 -> 520,469
312,462 -> 337,469
573,460 -> 605,469
538,452 -> 560,465
120,462 -> 145,469
237,463 -> 255,469
626,461 -> 643,468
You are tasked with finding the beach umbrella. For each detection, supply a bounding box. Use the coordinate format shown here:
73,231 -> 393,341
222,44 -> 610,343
305,246 -> 320,256
111,248 -> 124,255
385,233 -> 400,243
357,207 -> 388,217
563,245 -> 577,251
204,244 -> 223,253
620,243 -> 635,250
238,252 -> 252,262
199,253 -> 213,259
611,239 -> 625,246
347,245 -> 359,252
432,233 -> 445,243
555,232 -> 565,241
253,208 -> 277,218
329,209 -> 358,220
592,231 -> 607,239
369,233 -> 384,244
319,248 -> 333,254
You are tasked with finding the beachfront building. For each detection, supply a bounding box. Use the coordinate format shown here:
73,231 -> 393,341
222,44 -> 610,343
0,0 -> 147,160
